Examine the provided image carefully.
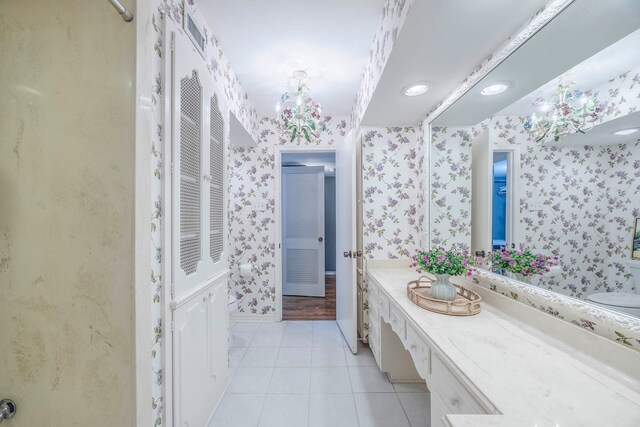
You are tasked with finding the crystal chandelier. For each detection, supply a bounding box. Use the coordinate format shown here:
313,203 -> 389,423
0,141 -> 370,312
276,70 -> 324,143
524,82 -> 601,142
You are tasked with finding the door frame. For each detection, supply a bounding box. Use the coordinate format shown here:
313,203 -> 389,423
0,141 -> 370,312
492,146 -> 520,249
275,146 -> 337,322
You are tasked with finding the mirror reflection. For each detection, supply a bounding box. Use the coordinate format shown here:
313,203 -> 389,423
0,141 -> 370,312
432,21 -> 640,317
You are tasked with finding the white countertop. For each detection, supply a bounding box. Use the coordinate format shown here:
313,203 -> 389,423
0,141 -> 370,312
367,266 -> 640,427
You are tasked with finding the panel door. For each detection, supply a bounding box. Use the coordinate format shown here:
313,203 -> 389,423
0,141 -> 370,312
471,130 -> 492,257
173,294 -> 210,427
207,278 -> 229,395
336,130 -> 358,353
282,166 -> 326,297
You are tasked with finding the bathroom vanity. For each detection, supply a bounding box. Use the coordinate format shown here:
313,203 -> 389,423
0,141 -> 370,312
365,261 -> 640,427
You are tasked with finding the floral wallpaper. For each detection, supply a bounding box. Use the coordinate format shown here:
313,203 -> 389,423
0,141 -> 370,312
351,0 -> 414,130
361,126 -> 425,259
228,116 -> 350,316
138,0 -> 259,425
516,141 -> 640,298
429,125 -> 484,251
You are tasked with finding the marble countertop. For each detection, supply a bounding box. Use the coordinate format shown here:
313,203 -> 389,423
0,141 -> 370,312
367,266 -> 640,427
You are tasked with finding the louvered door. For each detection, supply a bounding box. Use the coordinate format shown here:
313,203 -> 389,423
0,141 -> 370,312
171,31 -> 227,297
208,94 -> 226,272
282,166 -> 325,297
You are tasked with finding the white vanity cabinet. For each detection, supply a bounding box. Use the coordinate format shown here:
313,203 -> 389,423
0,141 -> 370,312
365,265 -> 640,426
366,272 -> 491,426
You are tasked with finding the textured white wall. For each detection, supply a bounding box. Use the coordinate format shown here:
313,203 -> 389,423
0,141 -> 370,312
0,1 -> 135,425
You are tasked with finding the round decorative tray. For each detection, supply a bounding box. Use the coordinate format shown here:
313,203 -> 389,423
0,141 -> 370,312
407,276 -> 482,316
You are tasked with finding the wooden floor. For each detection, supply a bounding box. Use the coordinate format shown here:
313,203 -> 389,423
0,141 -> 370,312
283,275 -> 336,320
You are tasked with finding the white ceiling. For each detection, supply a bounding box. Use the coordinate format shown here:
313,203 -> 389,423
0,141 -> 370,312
199,0 -> 386,117
500,29 -> 640,116
433,0 -> 640,126
361,0 -> 549,127
551,111 -> 640,147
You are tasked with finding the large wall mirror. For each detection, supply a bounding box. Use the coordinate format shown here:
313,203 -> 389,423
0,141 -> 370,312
430,0 -> 640,319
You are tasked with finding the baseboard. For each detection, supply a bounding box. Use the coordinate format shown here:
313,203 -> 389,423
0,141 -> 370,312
230,312 -> 278,322
325,271 -> 336,276
386,372 -> 425,383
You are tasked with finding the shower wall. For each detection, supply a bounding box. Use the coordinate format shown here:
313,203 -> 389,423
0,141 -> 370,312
0,1 -> 135,425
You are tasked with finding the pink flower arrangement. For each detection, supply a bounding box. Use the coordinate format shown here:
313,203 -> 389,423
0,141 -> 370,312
412,246 -> 473,276
488,248 -> 558,277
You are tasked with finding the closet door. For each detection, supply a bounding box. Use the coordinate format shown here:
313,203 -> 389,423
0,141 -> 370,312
171,34 -> 228,296
172,36 -> 207,296
207,93 -> 226,275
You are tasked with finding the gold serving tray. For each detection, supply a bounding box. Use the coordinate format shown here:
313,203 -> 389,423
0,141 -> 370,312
407,276 -> 482,316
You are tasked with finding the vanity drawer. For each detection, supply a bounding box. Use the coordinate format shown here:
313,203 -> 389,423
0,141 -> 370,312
388,303 -> 406,341
368,320 -> 381,366
379,293 -> 391,321
431,389 -> 452,427
367,279 -> 380,306
431,355 -> 485,415
406,324 -> 430,378
368,295 -> 380,322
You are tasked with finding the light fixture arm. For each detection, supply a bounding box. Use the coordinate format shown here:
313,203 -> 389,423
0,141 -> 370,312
524,82 -> 600,142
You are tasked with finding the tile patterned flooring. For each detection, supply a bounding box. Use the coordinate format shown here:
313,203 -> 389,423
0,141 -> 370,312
210,320 -> 430,427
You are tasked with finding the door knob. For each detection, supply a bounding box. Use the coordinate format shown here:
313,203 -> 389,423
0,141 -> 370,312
343,251 -> 352,258
0,399 -> 16,422
318,237 -> 323,242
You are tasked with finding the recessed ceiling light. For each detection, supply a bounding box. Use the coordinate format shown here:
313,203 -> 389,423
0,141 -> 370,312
613,128 -> 639,136
480,83 -> 509,96
402,82 -> 429,97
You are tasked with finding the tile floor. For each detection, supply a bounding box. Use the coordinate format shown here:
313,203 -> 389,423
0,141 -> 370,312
210,320 -> 430,427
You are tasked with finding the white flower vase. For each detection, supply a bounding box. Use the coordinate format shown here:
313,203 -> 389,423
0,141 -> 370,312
430,274 -> 457,301
507,272 -> 532,284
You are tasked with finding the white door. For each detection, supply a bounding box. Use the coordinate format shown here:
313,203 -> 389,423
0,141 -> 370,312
282,166 -> 326,297
169,26 -> 228,299
471,130 -> 492,257
336,131 -> 358,353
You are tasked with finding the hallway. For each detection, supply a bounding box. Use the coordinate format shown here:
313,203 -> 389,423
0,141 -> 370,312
211,320 -> 429,427
283,276 -> 337,320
